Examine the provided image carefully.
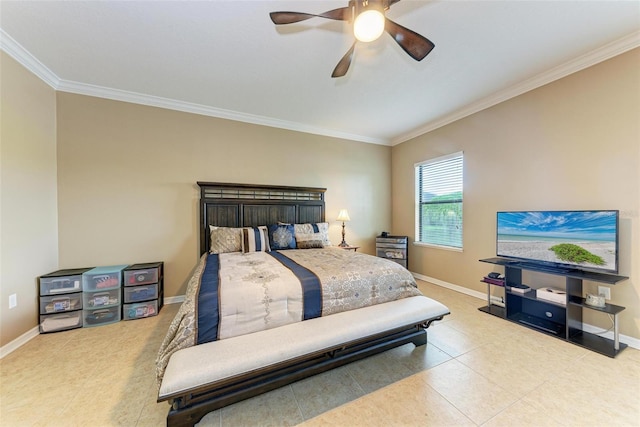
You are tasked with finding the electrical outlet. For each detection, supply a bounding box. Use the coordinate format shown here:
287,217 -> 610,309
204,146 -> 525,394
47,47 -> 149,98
598,286 -> 611,301
9,294 -> 17,309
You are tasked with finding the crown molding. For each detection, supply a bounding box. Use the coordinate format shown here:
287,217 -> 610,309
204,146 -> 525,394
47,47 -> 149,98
1,27 -> 388,145
392,30 -> 640,146
55,79 -> 389,145
3,25 -> 636,148
0,29 -> 59,88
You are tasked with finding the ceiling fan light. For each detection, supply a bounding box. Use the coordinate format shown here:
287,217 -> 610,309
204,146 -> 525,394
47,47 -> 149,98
353,9 -> 385,42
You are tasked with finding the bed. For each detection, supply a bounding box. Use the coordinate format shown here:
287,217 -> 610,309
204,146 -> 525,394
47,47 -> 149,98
156,182 -> 450,426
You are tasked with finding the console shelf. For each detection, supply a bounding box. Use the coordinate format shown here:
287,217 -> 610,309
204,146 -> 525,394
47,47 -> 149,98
478,304 -> 505,318
479,257 -> 629,357
508,311 -> 566,337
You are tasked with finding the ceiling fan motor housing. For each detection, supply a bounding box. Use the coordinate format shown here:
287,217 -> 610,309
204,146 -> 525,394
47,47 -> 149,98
350,0 -> 389,20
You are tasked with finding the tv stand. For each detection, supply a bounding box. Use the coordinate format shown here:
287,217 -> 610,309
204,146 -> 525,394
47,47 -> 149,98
479,257 -> 629,357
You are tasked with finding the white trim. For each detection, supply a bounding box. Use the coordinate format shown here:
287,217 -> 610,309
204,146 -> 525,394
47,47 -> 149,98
164,295 -> 185,305
392,31 -> 640,145
414,168 -> 420,244
413,272 -> 487,300
1,297 -> 186,358
412,272 -> 640,351
55,80 -> 389,146
413,241 -> 463,252
0,326 -> 39,359
2,288 -> 637,357
0,29 -> 59,88
3,26 -> 637,147
0,28 -> 387,145
582,323 -> 640,350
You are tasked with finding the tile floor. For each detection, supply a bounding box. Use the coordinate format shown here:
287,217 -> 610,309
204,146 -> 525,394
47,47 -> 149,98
1,280 -> 638,426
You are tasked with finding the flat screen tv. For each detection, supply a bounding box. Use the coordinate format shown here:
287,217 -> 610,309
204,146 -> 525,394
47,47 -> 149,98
496,210 -> 619,274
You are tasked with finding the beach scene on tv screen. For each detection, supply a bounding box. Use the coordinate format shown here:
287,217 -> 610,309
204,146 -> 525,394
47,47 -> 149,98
497,211 -> 617,271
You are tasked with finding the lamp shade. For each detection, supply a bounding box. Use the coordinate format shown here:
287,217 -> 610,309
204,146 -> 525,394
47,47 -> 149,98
337,209 -> 351,222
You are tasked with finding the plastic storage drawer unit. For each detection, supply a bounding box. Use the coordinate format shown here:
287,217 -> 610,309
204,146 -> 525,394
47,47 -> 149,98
124,268 -> 159,286
83,306 -> 121,327
40,311 -> 83,333
124,284 -> 158,303
40,293 -> 82,314
82,265 -> 128,291
122,262 -> 164,316
38,268 -> 92,333
82,265 -> 126,328
39,268 -> 93,296
84,289 -> 120,308
123,300 -> 158,320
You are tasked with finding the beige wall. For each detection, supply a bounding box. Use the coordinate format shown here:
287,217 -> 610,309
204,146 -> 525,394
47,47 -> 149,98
56,93 -> 392,300
1,53 -> 58,346
3,46 -> 637,348
392,48 -> 640,340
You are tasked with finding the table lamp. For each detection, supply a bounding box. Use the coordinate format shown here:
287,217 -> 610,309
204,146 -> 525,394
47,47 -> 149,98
337,209 -> 351,247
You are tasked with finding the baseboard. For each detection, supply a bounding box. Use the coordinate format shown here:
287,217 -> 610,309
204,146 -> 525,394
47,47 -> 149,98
581,324 -> 640,350
2,286 -> 636,358
412,272 -> 640,351
413,272 -> 487,301
164,295 -> 185,305
2,296 -> 185,359
0,326 -> 39,359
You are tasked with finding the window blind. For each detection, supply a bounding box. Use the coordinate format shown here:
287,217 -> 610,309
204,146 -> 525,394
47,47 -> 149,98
415,152 -> 463,249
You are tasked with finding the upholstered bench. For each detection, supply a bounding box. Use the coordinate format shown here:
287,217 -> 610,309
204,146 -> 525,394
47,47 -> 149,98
158,295 -> 449,426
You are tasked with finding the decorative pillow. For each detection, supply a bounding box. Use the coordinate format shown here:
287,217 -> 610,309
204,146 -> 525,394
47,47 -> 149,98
209,226 -> 242,254
268,224 -> 296,250
241,226 -> 271,253
294,223 -> 332,246
296,239 -> 324,249
295,232 -> 323,242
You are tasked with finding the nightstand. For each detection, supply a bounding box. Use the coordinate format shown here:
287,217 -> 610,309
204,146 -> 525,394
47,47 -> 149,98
339,246 -> 360,252
376,236 -> 408,268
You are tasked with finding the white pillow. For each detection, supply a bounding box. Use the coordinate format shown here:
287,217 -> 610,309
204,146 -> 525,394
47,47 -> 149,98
294,223 -> 332,247
209,226 -> 242,254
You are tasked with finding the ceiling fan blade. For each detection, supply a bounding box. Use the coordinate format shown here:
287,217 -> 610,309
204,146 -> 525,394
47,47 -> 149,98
331,43 -> 356,78
384,18 -> 434,61
387,0 -> 402,7
270,7 -> 349,25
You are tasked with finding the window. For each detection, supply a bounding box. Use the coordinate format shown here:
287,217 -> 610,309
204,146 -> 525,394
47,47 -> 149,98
415,152 -> 463,249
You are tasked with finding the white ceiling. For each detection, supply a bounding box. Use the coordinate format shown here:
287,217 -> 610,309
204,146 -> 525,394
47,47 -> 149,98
1,1 -> 639,145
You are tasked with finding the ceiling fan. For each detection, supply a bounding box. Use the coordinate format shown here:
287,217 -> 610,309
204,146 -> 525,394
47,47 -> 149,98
269,0 -> 435,78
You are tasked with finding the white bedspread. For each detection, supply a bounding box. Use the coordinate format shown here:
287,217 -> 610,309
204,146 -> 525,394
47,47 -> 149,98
218,251 -> 305,339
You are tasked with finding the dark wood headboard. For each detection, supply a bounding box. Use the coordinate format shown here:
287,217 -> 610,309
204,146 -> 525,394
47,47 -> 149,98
197,182 -> 326,255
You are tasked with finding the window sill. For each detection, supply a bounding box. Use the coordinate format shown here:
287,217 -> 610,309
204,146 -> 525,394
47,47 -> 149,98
413,242 -> 463,252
